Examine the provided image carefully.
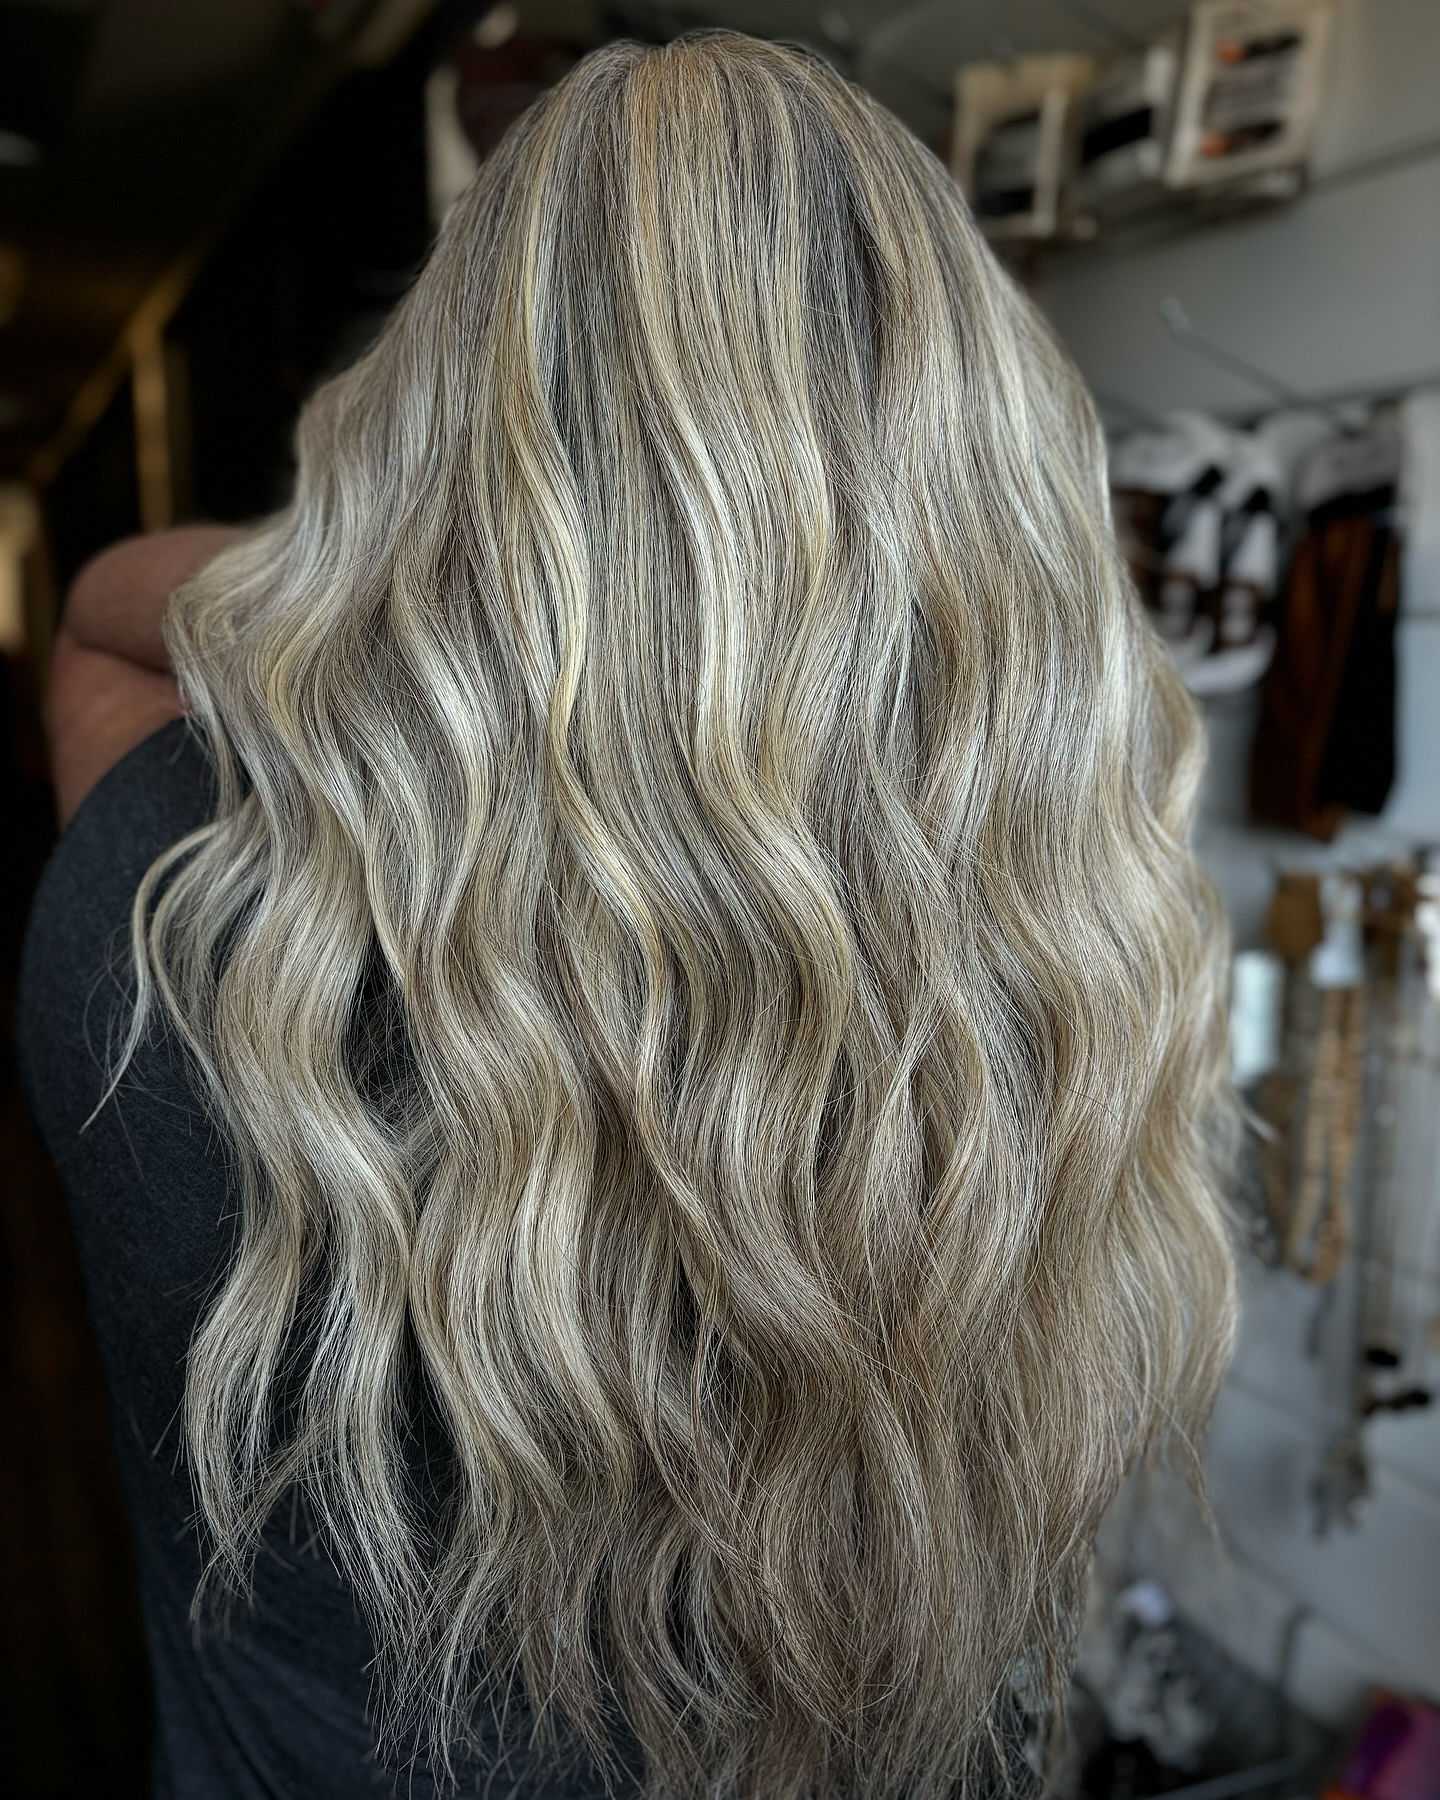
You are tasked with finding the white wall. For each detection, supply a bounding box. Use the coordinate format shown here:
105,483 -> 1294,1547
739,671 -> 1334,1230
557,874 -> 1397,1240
1032,0 -> 1440,417
1027,0 -> 1440,1730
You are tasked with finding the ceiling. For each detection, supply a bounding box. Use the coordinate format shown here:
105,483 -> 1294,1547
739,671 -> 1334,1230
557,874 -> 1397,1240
0,0 -> 403,482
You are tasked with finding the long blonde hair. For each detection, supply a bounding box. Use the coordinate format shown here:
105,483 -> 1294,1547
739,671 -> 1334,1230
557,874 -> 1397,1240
110,30 -> 1237,1799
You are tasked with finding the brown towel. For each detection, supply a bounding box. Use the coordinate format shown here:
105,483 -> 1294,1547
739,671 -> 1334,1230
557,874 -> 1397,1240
1250,500 -> 1399,841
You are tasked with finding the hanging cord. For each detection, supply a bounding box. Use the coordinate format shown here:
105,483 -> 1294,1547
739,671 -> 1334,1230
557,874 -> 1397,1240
1310,981 -> 1366,1285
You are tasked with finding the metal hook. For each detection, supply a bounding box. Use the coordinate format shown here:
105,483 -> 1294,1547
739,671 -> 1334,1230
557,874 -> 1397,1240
1160,298 -> 1365,434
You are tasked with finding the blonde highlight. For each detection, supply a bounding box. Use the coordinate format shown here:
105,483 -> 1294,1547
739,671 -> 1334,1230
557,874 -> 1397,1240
109,31 -> 1238,1800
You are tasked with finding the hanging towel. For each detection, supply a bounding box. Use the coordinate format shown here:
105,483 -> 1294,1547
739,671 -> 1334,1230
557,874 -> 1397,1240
1250,422 -> 1401,839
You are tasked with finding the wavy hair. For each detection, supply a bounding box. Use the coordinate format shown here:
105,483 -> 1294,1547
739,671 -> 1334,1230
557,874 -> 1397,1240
107,30 -> 1238,1800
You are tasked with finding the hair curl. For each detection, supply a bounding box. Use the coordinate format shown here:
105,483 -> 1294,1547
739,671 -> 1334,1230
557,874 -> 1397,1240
107,30 -> 1238,1800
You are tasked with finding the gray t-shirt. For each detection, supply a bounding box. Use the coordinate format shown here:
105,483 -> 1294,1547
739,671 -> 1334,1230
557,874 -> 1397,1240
16,718 -> 636,1800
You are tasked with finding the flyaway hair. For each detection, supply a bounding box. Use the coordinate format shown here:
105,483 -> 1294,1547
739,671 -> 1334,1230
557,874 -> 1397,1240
104,29 -> 1238,1800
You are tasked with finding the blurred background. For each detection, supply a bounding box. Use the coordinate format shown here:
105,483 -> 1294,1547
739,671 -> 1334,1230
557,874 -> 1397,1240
2,2 -> 1439,1795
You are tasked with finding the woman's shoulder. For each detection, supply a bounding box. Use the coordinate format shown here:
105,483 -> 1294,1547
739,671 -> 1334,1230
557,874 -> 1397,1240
44,631 -> 187,831
49,712 -> 215,869
44,524 -> 244,826
16,713 -> 217,1158
20,715 -> 216,1032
